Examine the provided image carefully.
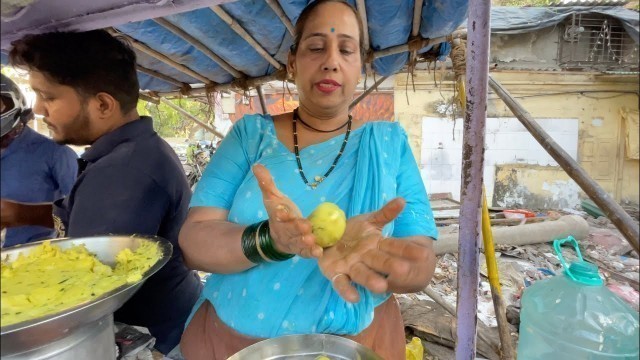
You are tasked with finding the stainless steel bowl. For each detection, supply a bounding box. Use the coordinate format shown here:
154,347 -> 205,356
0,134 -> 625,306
228,334 -> 383,360
0,235 -> 172,357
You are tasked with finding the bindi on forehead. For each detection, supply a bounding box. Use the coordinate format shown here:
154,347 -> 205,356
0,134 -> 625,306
331,27 -> 335,33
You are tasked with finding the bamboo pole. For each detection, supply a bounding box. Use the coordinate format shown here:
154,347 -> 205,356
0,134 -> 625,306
159,97 -> 225,138
256,85 -> 268,115
456,0 -> 491,358
482,187 -> 516,360
488,76 -> 639,253
410,0 -> 424,76
210,6 -> 282,70
355,0 -> 372,75
126,26 -> 464,98
155,70 -> 286,98
412,0 -> 424,36
355,0 -> 370,53
136,65 -> 186,89
264,0 -> 295,36
138,92 -> 160,105
373,35 -> 447,60
348,75 -> 388,110
108,28 -> 213,85
153,18 -> 244,79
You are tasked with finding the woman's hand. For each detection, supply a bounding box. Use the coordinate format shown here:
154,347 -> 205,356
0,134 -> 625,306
253,164 -> 323,258
318,197 -> 436,303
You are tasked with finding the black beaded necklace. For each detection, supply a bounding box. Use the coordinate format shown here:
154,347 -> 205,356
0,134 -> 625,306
292,108 -> 352,189
294,108 -> 351,133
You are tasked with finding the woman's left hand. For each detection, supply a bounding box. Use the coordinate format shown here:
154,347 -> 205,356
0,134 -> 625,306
317,197 -> 436,303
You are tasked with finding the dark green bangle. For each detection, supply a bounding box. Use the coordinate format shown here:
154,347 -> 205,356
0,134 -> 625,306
258,220 -> 294,262
241,222 -> 263,264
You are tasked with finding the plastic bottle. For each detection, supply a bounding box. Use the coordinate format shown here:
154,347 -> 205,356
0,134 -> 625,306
517,236 -> 639,359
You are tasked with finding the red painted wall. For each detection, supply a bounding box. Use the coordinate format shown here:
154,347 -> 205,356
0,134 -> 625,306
229,92 -> 394,123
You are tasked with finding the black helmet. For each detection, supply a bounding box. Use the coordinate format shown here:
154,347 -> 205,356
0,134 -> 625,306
1,73 -> 32,137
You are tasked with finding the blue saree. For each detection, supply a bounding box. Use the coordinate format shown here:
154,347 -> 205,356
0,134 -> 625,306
189,114 -> 437,338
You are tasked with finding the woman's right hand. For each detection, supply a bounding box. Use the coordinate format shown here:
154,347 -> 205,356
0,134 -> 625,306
253,164 -> 323,259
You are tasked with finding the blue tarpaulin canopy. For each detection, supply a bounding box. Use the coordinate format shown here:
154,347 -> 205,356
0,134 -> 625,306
1,0 -> 469,96
2,1 -> 637,97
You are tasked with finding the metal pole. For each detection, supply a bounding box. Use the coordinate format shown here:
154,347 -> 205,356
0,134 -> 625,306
488,76 -> 640,253
159,97 -> 225,139
256,85 -> 268,115
348,75 -> 388,111
456,0 -> 491,359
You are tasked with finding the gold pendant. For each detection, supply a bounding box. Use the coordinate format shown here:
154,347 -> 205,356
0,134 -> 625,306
314,176 -> 324,183
310,183 -> 318,189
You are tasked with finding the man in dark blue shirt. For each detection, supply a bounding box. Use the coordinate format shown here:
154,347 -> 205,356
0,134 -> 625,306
6,30 -> 202,354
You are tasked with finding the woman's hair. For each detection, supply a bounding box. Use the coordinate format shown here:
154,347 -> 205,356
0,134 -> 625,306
291,0 -> 366,60
9,30 -> 140,113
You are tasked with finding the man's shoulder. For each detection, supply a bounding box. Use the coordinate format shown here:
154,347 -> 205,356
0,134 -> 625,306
90,135 -> 186,191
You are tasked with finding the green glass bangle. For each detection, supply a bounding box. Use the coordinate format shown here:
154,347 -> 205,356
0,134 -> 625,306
241,222 -> 263,264
258,221 -> 294,261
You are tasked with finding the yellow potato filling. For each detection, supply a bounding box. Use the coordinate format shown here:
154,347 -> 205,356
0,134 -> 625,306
1,240 -> 160,327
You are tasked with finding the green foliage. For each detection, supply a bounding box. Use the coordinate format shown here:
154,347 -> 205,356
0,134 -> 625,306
137,98 -> 214,138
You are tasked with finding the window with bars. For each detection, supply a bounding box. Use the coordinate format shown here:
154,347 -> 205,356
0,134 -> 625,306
558,13 -> 639,71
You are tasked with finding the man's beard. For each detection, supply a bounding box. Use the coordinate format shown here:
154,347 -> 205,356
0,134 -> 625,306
54,106 -> 92,146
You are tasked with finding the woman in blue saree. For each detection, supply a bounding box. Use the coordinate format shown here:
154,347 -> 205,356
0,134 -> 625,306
179,1 -> 438,358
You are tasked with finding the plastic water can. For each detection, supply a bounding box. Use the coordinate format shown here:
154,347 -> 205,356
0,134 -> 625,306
517,236 -> 639,359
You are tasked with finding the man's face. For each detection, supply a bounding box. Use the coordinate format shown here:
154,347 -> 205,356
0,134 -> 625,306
29,71 -> 94,145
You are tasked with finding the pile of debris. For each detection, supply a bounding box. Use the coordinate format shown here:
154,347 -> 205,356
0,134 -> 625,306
400,201 -> 639,359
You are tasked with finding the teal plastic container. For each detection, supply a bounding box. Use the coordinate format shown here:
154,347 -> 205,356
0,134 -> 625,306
517,236 -> 639,359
